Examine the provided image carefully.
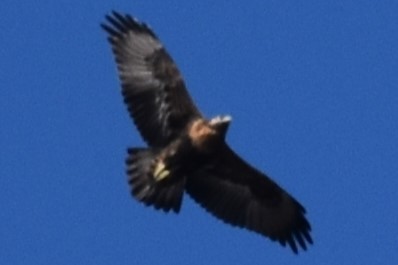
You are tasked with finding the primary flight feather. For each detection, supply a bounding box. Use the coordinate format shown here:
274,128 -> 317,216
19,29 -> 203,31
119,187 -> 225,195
101,11 -> 313,253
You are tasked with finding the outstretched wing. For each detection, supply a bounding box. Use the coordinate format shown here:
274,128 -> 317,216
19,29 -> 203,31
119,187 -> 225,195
186,145 -> 313,254
102,12 -> 201,147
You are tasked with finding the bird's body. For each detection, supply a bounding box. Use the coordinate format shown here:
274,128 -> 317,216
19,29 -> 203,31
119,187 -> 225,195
127,116 -> 231,212
102,11 -> 313,253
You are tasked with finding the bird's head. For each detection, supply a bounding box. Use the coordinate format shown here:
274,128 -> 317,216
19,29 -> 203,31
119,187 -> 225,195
208,115 -> 232,138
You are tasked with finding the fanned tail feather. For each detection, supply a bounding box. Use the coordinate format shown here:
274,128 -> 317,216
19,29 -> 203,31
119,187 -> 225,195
126,148 -> 185,213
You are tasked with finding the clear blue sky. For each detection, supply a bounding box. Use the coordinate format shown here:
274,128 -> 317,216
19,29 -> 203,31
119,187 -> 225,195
1,1 -> 397,264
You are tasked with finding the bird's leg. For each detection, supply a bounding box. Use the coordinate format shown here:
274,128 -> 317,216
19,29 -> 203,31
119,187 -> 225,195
153,161 -> 170,181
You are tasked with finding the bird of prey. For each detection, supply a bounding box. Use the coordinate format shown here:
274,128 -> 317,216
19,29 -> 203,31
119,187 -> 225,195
101,11 -> 313,253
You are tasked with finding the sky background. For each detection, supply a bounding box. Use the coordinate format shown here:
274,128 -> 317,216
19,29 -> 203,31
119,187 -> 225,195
1,1 -> 398,264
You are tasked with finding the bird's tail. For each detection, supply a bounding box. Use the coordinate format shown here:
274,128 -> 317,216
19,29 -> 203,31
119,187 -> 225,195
125,148 -> 185,213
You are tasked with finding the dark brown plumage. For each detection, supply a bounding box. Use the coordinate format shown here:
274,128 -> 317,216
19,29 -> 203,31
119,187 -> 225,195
102,11 -> 313,254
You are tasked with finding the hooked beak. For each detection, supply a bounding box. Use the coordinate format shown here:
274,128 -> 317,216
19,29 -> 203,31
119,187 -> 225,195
209,115 -> 232,137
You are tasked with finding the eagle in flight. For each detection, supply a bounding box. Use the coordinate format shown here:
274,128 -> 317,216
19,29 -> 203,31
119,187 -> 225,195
101,11 -> 313,253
